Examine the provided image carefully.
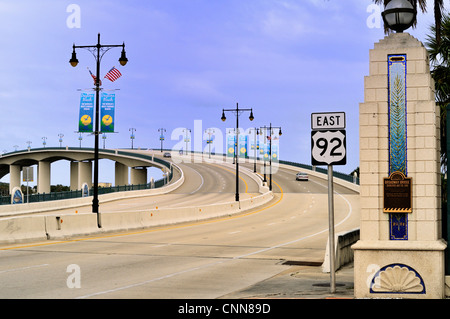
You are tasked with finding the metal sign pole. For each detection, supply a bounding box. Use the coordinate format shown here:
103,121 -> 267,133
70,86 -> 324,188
327,164 -> 336,293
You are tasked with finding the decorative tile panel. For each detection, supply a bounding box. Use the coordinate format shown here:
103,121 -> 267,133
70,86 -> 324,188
388,54 -> 408,240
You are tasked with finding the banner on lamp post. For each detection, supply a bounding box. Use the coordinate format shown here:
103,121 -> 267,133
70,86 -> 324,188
100,92 -> 115,133
78,93 -> 94,133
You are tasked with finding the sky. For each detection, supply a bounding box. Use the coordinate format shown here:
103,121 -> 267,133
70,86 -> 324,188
0,0 -> 443,187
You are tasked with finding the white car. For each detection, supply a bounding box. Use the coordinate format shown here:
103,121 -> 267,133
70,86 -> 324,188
296,172 -> 308,181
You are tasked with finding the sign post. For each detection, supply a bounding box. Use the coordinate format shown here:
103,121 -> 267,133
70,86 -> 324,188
311,112 -> 346,293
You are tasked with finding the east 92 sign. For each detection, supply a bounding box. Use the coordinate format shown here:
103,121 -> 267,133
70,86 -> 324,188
311,130 -> 346,166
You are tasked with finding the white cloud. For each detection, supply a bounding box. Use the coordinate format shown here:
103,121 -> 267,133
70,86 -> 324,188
259,2 -> 318,40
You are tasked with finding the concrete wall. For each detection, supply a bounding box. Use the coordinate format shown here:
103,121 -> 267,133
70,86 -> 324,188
0,183 -> 273,244
322,228 -> 360,273
0,157 -> 355,249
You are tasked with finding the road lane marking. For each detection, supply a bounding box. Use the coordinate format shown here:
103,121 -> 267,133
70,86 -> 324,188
0,175 -> 355,298
0,179 -> 283,252
76,187 -> 354,299
209,163 -> 249,193
188,166 -> 205,194
0,263 -> 50,275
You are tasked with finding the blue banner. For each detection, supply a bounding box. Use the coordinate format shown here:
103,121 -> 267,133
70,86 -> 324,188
238,135 -> 248,158
78,93 -> 94,133
227,133 -> 235,157
100,92 -> 115,133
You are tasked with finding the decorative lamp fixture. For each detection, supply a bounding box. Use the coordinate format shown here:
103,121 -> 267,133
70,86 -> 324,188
69,45 -> 79,67
382,0 -> 417,33
119,45 -> 128,66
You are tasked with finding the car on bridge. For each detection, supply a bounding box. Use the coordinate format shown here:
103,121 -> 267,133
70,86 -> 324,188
296,172 -> 308,181
163,152 -> 171,158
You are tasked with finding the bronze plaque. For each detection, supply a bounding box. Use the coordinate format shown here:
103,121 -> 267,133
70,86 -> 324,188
383,171 -> 412,213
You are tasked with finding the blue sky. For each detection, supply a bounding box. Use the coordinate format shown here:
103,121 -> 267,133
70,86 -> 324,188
0,0 -> 442,186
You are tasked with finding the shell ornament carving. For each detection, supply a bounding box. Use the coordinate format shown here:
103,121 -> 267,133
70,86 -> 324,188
370,264 -> 425,294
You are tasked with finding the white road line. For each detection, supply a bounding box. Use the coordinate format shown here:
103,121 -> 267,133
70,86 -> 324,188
188,167 -> 205,194
0,264 -> 50,275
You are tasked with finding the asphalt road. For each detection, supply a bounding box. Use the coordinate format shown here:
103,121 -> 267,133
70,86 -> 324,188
0,159 -> 359,299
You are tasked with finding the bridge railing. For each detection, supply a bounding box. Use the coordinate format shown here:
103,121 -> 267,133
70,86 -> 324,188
0,176 -> 171,205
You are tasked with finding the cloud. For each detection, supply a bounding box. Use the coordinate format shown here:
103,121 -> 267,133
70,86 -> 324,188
259,2 -> 319,40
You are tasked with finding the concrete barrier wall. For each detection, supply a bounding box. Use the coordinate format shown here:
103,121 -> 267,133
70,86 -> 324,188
43,191 -> 274,240
1,159 -> 351,244
44,213 -> 101,240
0,216 -> 48,244
0,162 -> 185,218
0,165 -> 273,244
277,163 -> 360,193
322,228 -> 360,273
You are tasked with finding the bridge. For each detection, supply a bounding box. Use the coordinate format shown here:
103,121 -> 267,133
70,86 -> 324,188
0,147 -> 174,195
0,148 -> 360,298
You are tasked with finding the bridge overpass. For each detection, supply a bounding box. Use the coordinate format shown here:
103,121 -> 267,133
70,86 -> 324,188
0,149 -> 358,239
0,147 -> 174,195
0,149 -> 360,298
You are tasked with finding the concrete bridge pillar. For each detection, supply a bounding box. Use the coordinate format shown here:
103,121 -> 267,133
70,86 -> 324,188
115,162 -> 129,186
37,161 -> 51,194
78,161 -> 92,190
70,161 -> 79,191
70,161 -> 92,190
130,167 -> 147,185
9,165 -> 21,194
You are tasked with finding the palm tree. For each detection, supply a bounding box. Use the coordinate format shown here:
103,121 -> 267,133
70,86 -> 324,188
425,12 -> 450,173
373,0 -> 444,44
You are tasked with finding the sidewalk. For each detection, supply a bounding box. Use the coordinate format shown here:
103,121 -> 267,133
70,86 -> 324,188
221,262 -> 354,299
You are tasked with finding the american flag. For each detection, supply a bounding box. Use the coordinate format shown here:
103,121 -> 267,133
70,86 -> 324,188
88,68 -> 101,86
104,67 -> 122,82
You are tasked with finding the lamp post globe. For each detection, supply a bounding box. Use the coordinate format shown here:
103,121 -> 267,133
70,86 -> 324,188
382,0 -> 417,33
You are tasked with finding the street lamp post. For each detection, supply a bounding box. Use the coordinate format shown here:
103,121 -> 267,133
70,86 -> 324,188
158,128 -> 166,152
78,133 -> 83,148
268,123 -> 282,191
259,124 -> 282,190
58,133 -> 64,148
252,128 -> 258,173
205,128 -> 215,159
259,126 -> 268,183
129,128 -> 136,149
102,133 -> 107,149
221,103 -> 254,201
183,128 -> 191,155
69,33 -> 128,221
